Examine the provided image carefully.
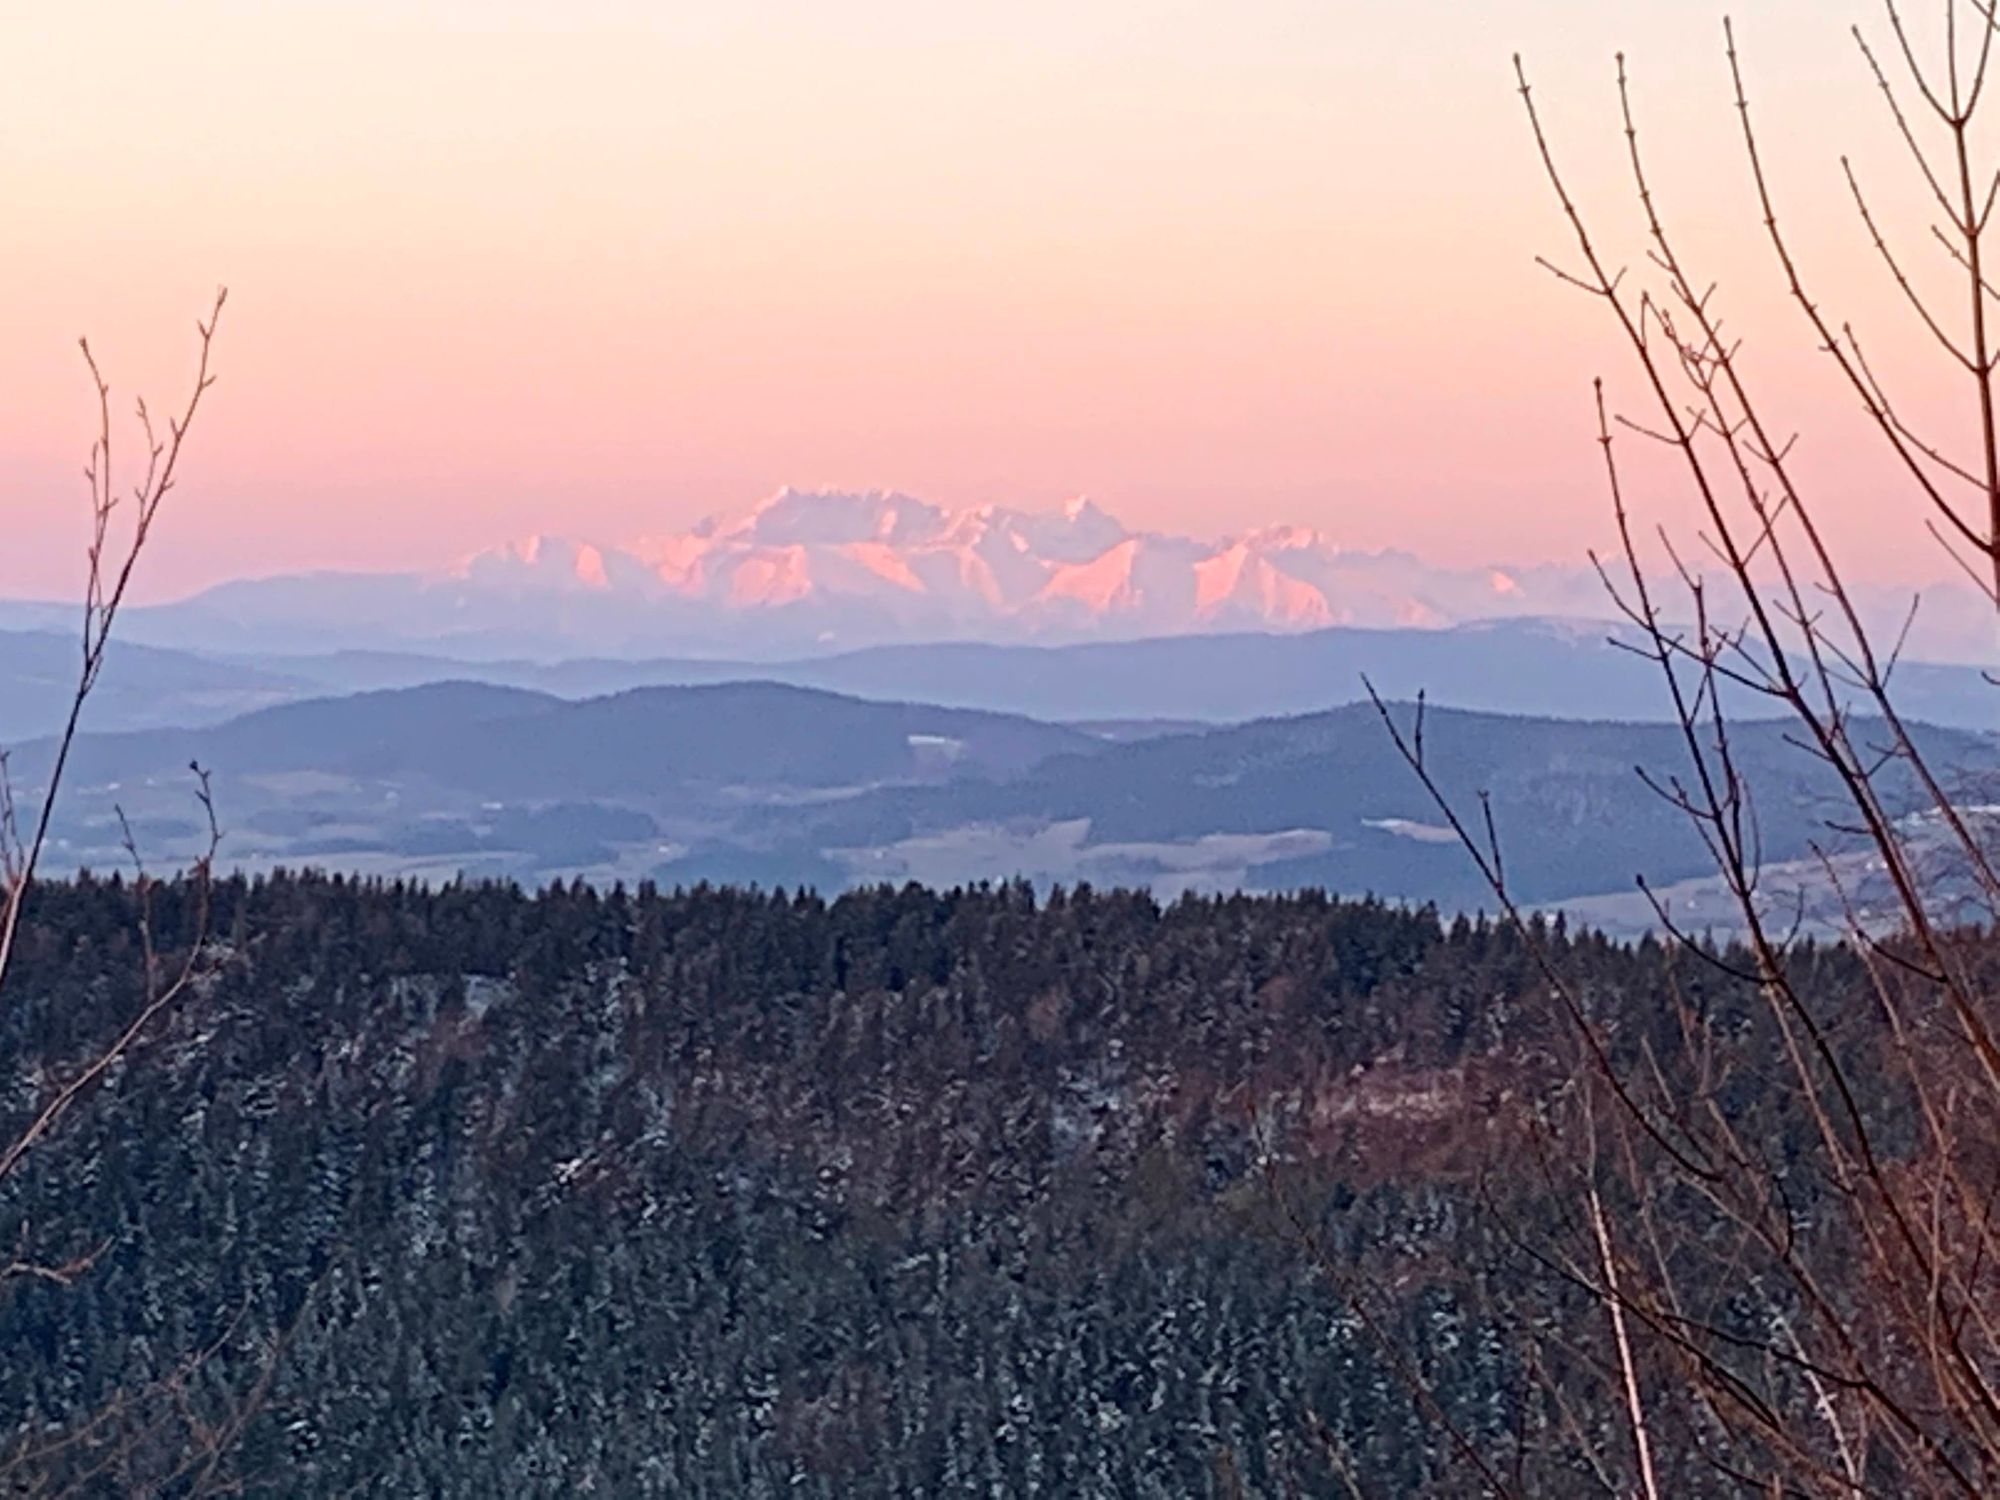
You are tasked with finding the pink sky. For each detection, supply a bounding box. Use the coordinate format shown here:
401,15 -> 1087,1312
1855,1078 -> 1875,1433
0,0 -> 1979,600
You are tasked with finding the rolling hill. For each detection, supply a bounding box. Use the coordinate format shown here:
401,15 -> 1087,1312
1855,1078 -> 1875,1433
7,615 -> 1996,744
18,679 -> 1981,921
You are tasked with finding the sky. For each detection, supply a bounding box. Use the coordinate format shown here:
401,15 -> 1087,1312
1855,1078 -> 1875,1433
0,0 -> 1988,600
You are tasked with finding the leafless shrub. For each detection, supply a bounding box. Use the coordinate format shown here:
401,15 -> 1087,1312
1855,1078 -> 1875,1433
0,292 -> 270,1490
1302,4 -> 2000,1493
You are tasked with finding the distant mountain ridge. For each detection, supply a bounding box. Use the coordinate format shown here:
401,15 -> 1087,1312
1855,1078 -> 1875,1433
0,489 -> 1734,658
4,615 -> 1994,746
499,488 -> 1579,635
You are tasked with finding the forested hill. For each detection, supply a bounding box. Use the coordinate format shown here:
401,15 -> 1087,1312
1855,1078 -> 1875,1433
28,679 -> 1985,911
0,873 -> 1834,1494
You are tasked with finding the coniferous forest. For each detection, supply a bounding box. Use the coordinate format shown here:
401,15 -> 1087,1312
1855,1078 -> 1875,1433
0,870 -> 1876,1496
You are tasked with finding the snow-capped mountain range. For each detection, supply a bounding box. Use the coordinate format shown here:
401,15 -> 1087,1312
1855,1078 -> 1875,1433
430,488 -> 1614,654
6,488 -> 1987,661
603,488 -> 1589,633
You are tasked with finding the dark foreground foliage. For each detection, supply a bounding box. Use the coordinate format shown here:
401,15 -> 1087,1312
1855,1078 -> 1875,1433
0,873 -> 1844,1495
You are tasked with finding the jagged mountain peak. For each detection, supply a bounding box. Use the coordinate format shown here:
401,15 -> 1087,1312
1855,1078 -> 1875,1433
733,487 -> 948,547
129,487 -> 1795,658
